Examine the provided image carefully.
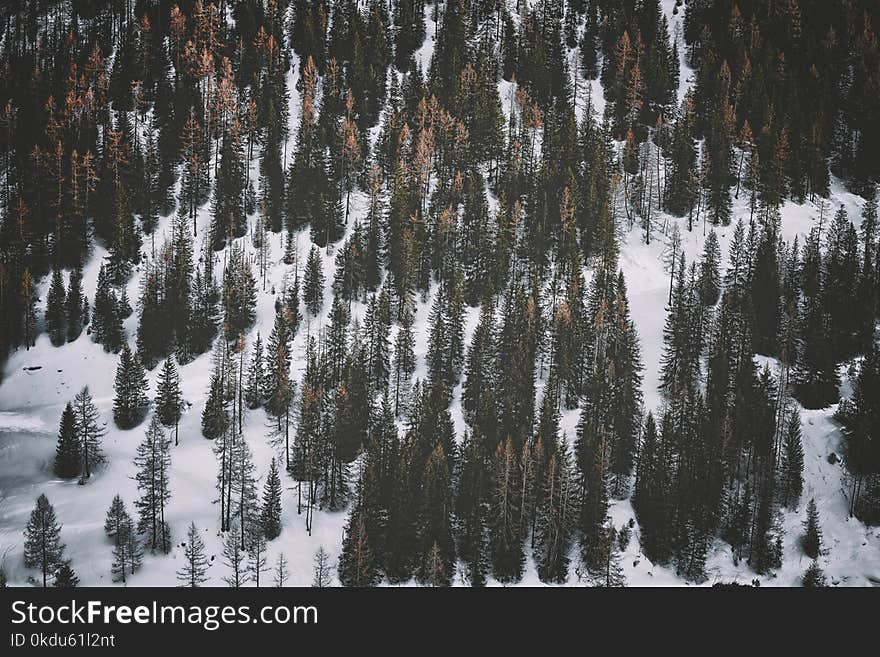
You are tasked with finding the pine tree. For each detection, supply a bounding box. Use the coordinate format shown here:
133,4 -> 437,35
155,358 -> 182,445
72,386 -> 106,483
230,438 -> 259,546
110,507 -> 142,584
221,524 -> 248,587
260,457 -> 283,540
303,245 -> 325,316
264,302 -> 293,420
245,333 -> 265,409
134,416 -> 172,553
53,403 -> 80,478
392,302 -> 417,416
113,345 -> 149,429
312,547 -> 333,587
45,268 -> 67,346
93,264 -> 123,352
780,410 -> 804,509
698,229 -> 721,306
339,508 -> 380,587
202,371 -> 228,440
802,561 -> 828,588
23,494 -> 65,587
489,437 -> 524,583
247,528 -> 269,587
534,440 -> 577,584
65,268 -> 85,342
177,522 -> 210,587
53,562 -> 79,588
802,498 -> 822,559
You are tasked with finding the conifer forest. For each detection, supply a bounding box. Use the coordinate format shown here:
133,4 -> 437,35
0,0 -> 878,588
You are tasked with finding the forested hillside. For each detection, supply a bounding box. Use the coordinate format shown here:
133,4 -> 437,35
0,0 -> 878,588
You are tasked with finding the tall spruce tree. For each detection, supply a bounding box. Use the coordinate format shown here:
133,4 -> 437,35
113,345 -> 149,429
53,403 -> 80,479
23,494 -> 65,587
134,416 -> 172,553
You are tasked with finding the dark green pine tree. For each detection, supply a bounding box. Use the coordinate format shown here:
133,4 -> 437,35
45,268 -> 67,346
202,370 -> 229,440
93,264 -> 123,352
177,522 -> 210,587
264,302 -> 293,420
53,562 -> 79,588
698,229 -> 721,306
155,358 -> 182,445
664,92 -> 697,217
632,412 -> 671,563
794,227 -> 840,408
134,416 -> 172,553
104,494 -> 129,544
245,333 -> 265,409
53,403 -> 80,479
338,505 -> 381,587
802,561 -> 828,588
856,187 -> 878,350
779,409 -> 804,509
801,497 -> 822,559
107,498 -> 142,583
489,437 -> 525,583
416,444 -> 455,586
260,457 -> 283,540
72,386 -> 106,483
113,345 -> 149,429
23,494 -> 66,587
223,245 -> 258,341
455,430 -> 490,587
533,439 -> 576,583
835,340 -> 880,522
303,245 -> 325,316
65,268 -> 85,342
575,409 -> 611,573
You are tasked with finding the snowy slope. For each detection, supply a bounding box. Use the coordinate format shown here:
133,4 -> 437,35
1,0 -> 878,588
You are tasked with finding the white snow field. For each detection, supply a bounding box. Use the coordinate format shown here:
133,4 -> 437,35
1,0 -> 878,587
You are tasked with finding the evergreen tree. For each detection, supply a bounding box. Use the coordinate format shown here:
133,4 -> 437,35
53,403 -> 80,479
260,457 -> 283,540
23,494 -> 65,587
65,268 -> 85,342
108,498 -> 142,584
698,229 -> 721,306
338,508 -> 380,587
779,410 -> 804,509
113,345 -> 149,429
45,268 -> 67,346
53,562 -> 79,588
155,358 -> 182,445
92,264 -> 123,352
247,528 -> 269,587
802,498 -> 822,559
245,333 -> 266,409
72,386 -> 106,483
802,561 -> 828,588
489,437 -> 525,583
202,371 -> 228,440
134,416 -> 172,553
303,245 -> 325,316
177,522 -> 210,587
534,440 -> 577,584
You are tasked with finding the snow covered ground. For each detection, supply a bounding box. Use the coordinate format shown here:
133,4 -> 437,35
1,0 -> 878,587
